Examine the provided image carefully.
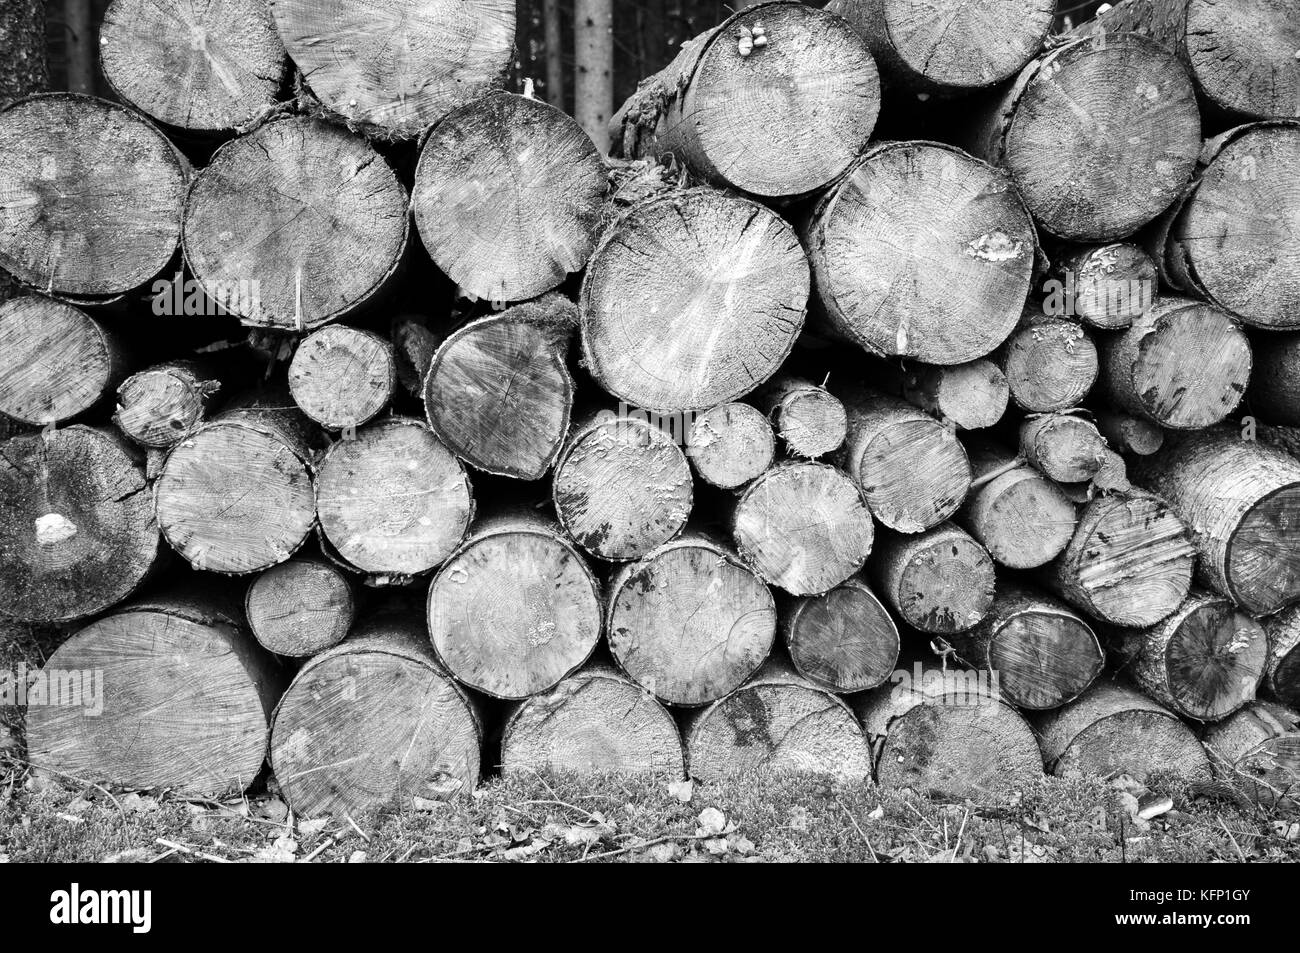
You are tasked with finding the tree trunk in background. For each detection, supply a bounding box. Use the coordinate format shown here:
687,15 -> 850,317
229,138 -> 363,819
63,0 -> 96,95
574,0 -> 613,152
0,0 -> 47,303
543,0 -> 565,111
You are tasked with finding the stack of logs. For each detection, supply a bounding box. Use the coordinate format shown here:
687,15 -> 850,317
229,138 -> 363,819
2,0 -> 1300,818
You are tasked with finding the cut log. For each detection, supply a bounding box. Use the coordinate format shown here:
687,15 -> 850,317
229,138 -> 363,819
315,417 -> 473,582
871,522 -> 995,635
26,592 -> 282,796
754,376 -> 848,458
580,187 -> 807,413
1019,412 -> 1107,483
1132,428 -> 1300,615
1113,590 -> 1267,722
854,662 -> 1044,799
685,402 -> 775,489
288,325 -> 395,431
607,534 -> 776,706
270,611 -> 481,817
948,584 -> 1103,710
1249,331 -> 1300,426
427,511 -> 603,700
1094,410 -> 1165,456
802,141 -> 1034,365
895,359 -> 1009,431
412,91 -> 607,304
824,0 -> 1055,96
0,93 -> 189,299
609,1 -> 880,198
551,411 -> 692,562
500,663 -> 684,777
245,556 -> 354,657
423,294 -> 576,480
1034,681 -> 1212,780
1085,0 -> 1300,121
114,360 -> 221,449
182,116 -> 408,331
965,32 -> 1200,241
1045,491 -> 1195,627
999,312 -> 1098,414
683,660 -> 871,782
1202,701 -> 1300,811
959,439 -> 1077,569
781,575 -> 900,693
1099,297 -> 1251,430
267,0 -> 515,139
730,461 -> 875,596
1262,605 -> 1300,710
1157,122 -> 1300,330
837,386 -> 972,533
1049,242 -> 1157,329
0,426 -> 160,622
0,295 -> 125,426
155,402 -> 317,575
99,0 -> 287,134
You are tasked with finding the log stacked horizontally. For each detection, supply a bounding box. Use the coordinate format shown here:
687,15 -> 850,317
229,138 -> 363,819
6,0 -> 1300,817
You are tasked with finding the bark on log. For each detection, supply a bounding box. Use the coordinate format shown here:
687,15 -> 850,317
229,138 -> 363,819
99,0 -> 287,134
854,663 -> 1044,798
423,293 -> 576,481
580,187 -> 807,413
412,92 -> 607,304
1034,681 -> 1212,780
1084,0 -> 1300,121
315,417 -> 473,582
267,0 -> 515,139
607,534 -> 776,706
825,0 -> 1054,96
1044,491 -> 1195,627
270,612 -> 481,817
802,141 -> 1034,364
501,663 -> 685,777
114,360 -> 221,449
0,295 -> 125,426
999,312 -> 1098,414
182,116 -> 408,331
0,93 -> 189,299
0,426 -> 160,622
685,402 -> 775,489
1050,242 -> 1157,329
730,461 -> 875,596
754,376 -> 848,458
837,386 -> 972,533
1099,297 -> 1250,430
871,522 -> 995,635
245,556 -> 354,657
959,439 -> 1077,569
781,575 -> 900,693
1156,122 -> 1300,330
1262,605 -> 1300,710
1113,590 -> 1268,722
948,584 -> 1103,711
964,32 -> 1200,241
26,592 -> 282,796
427,510 -> 603,700
1201,700 -> 1300,811
288,325 -> 395,431
1132,428 -> 1300,615
1019,412 -> 1107,483
683,660 -> 872,782
551,411 -> 692,561
1248,331 -> 1300,426
1094,410 -> 1165,456
895,359 -> 1009,431
155,402 -> 317,575
609,1 -> 881,198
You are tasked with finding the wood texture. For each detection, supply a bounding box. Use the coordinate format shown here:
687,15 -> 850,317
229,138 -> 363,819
755,376 -> 848,458
872,522 -> 996,635
1050,243 -> 1157,329
1019,412 -> 1107,483
781,575 -> 900,693
959,439 -> 1077,569
1202,701 -> 1300,810
245,556 -> 354,657
685,402 -> 775,489
289,325 -> 395,430
114,361 -> 221,449
1000,312 -> 1098,414
896,359 -> 1009,430
1094,410 -> 1165,456
1262,604 -> 1300,710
